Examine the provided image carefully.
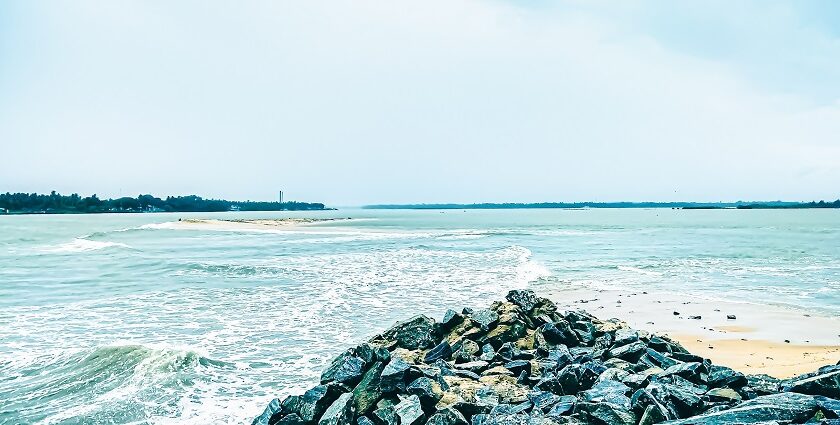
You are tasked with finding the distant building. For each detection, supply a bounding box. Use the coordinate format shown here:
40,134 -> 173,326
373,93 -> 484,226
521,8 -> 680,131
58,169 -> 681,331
229,205 -> 241,211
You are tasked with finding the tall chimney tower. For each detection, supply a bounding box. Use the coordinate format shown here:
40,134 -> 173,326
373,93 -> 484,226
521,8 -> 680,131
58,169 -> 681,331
279,191 -> 284,203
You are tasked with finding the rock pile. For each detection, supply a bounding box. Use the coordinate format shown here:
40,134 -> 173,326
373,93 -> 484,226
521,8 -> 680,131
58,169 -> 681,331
254,290 -> 840,425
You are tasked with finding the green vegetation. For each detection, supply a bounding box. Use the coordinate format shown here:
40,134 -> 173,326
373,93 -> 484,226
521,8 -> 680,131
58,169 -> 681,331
0,192 -> 328,214
365,200 -> 840,210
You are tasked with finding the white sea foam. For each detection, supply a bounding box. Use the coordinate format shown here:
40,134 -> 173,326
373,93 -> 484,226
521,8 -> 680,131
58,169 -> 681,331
43,238 -> 131,253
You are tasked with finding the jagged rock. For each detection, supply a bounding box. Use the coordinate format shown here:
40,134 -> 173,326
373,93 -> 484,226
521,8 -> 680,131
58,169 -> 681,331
426,407 -> 469,425
319,393 -> 355,425
816,395 -> 840,419
582,379 -> 632,409
644,348 -> 680,369
608,341 -> 646,362
638,404 -> 668,425
282,384 -> 346,423
380,357 -> 411,393
372,403 -> 398,425
455,340 -> 481,362
353,361 -> 386,414
455,361 -> 489,372
383,316 -> 438,350
269,413 -> 306,425
646,382 -> 704,418
527,391 -> 561,412
472,309 -> 500,331
395,395 -> 425,425
747,374 -> 782,395
442,310 -> 465,330
546,395 -> 576,416
322,350 -> 367,386
539,321 -> 579,347
707,365 -> 747,389
506,290 -> 538,312
479,344 -> 496,362
504,360 -> 531,377
253,398 -> 281,425
425,341 -> 453,363
613,329 -> 639,347
484,323 -> 527,348
578,401 -> 636,425
661,392 -> 819,424
782,366 -> 840,398
659,362 -> 707,384
357,417 -> 376,425
407,377 -> 444,407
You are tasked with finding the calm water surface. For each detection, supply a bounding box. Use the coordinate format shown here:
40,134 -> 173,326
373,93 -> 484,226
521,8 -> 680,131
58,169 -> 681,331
1,209 -> 838,424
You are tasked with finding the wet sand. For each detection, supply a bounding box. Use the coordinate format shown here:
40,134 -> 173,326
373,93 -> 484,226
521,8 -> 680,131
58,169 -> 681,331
546,288 -> 840,378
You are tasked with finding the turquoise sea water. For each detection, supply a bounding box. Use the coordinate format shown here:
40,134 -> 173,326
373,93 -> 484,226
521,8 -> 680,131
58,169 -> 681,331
1,209 -> 838,424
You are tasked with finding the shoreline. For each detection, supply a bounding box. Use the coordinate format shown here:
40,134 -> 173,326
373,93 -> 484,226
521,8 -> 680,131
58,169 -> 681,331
544,287 -> 840,378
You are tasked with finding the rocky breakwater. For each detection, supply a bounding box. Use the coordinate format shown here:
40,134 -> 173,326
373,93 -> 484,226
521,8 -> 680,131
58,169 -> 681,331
253,290 -> 840,425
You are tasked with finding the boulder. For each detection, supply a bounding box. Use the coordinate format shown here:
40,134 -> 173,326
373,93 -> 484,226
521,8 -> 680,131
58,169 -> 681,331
407,377 -> 444,407
394,395 -> 425,425
353,361 -> 386,414
539,321 -> 579,347
426,407 -> 469,425
661,392 -> 819,424
441,310 -> 465,330
608,341 -> 646,362
319,393 -> 355,425
545,395 -> 576,417
253,398 -> 281,425
322,352 -> 367,387
382,316 -> 438,350
425,341 -> 453,363
506,290 -> 538,312
581,379 -> 632,409
578,401 -> 636,425
782,366 -> 840,398
380,357 -> 411,393
472,309 -> 500,331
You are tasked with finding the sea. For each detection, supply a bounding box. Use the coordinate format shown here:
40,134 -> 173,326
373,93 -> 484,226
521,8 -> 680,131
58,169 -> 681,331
1,208 -> 838,424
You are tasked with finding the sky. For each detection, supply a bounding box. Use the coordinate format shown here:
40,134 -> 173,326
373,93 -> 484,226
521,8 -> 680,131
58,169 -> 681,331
1,1 -> 839,205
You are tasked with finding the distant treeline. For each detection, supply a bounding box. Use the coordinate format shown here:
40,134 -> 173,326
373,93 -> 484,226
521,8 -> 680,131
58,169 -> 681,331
365,200 -> 840,210
0,192 -> 328,214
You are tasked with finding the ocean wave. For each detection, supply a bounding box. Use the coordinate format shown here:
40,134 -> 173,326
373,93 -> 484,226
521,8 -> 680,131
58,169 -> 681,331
0,344 -> 231,424
43,238 -> 131,253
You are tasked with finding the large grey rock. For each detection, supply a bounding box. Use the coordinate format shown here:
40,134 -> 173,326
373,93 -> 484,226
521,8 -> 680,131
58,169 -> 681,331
539,321 -> 579,347
506,290 -> 538,312
608,341 -> 646,362
425,341 -> 453,363
472,309 -> 501,331
426,407 -> 468,425
380,357 -> 411,393
782,366 -> 840,398
353,361 -> 385,414
382,316 -> 438,350
394,395 -> 425,425
578,401 -> 636,425
319,393 -> 355,425
581,379 -> 631,409
253,398 -> 281,425
661,392 -> 819,424
322,351 -> 367,386
406,377 -> 444,407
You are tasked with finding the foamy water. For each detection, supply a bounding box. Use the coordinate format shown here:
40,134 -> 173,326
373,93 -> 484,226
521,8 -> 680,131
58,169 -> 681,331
1,208 -> 838,423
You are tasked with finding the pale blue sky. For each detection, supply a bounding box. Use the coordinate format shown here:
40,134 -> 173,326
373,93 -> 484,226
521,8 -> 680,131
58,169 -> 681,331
1,1 -> 839,205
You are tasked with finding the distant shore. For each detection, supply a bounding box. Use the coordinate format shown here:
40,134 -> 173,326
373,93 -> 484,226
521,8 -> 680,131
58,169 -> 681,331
364,200 -> 840,210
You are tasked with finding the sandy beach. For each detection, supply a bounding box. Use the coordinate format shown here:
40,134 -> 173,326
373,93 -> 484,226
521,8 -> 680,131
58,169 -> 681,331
171,218 -> 352,231
547,288 -> 840,378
